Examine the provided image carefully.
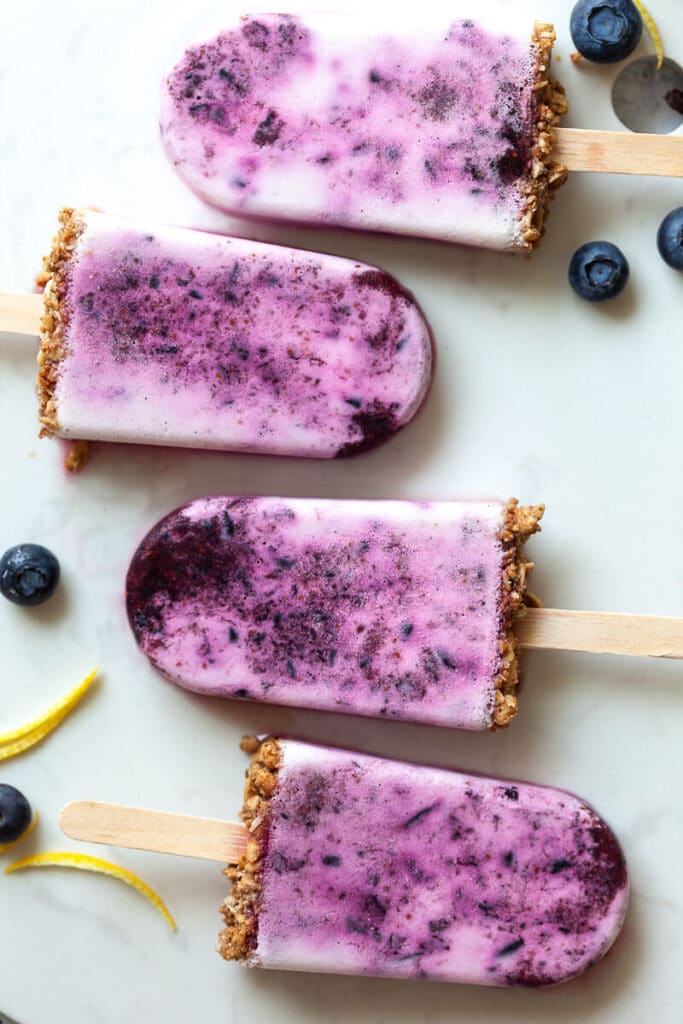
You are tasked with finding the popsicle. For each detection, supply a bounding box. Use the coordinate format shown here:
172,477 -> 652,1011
127,495 -> 543,730
160,13 -> 568,251
160,13 -> 683,249
26,208 -> 432,457
60,736 -> 630,987
126,495 -> 683,730
224,736 -> 630,984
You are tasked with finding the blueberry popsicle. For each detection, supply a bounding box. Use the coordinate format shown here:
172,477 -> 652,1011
126,496 -> 543,730
160,13 -> 568,250
220,736 -> 628,985
36,209 -> 432,457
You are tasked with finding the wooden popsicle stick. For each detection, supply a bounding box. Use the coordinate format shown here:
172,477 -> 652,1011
554,127 -> 683,177
60,800 -> 248,864
0,292 -> 42,336
518,607 -> 683,659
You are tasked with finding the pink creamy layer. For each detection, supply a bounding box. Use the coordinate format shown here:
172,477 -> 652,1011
127,497 -> 512,730
160,14 -> 540,247
254,741 -> 629,985
55,213 -> 431,456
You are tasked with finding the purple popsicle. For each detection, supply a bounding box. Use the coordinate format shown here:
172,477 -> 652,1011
126,496 -> 543,730
160,12 -> 567,249
220,737 -> 629,986
37,209 -> 431,457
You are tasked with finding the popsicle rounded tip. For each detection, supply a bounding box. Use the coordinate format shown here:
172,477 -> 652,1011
520,812 -> 629,987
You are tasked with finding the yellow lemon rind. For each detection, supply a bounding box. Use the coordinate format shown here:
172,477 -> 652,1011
0,705 -> 72,761
5,851 -> 176,930
633,0 -> 664,69
0,668 -> 98,755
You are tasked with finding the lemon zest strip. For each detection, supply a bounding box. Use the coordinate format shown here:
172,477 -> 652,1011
0,668 -> 99,751
0,704 -> 75,762
633,0 -> 664,69
5,851 -> 176,930
0,668 -> 98,742
0,812 -> 39,854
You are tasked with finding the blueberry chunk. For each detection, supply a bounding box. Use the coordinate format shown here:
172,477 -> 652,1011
569,241 -> 630,302
497,937 -> 525,957
0,544 -> 60,606
657,207 -> 683,270
570,0 -> 642,63
0,784 -> 32,843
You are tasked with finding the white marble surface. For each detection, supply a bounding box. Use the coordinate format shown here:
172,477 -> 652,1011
1,1 -> 682,1021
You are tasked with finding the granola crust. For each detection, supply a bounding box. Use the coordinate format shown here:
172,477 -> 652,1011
64,439 -> 90,473
217,736 -> 282,963
493,499 -> 544,729
518,24 -> 569,251
36,208 -> 87,437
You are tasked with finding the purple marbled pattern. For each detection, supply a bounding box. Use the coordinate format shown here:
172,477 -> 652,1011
251,740 -> 629,985
160,13 -> 542,248
53,211 -> 431,455
127,496 -> 515,730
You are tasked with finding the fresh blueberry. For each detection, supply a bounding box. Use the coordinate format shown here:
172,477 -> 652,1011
657,207 -> 683,270
569,241 -> 630,302
0,544 -> 60,606
570,0 -> 642,63
0,784 -> 32,843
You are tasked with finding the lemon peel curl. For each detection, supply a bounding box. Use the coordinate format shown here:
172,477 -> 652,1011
5,850 -> 175,930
